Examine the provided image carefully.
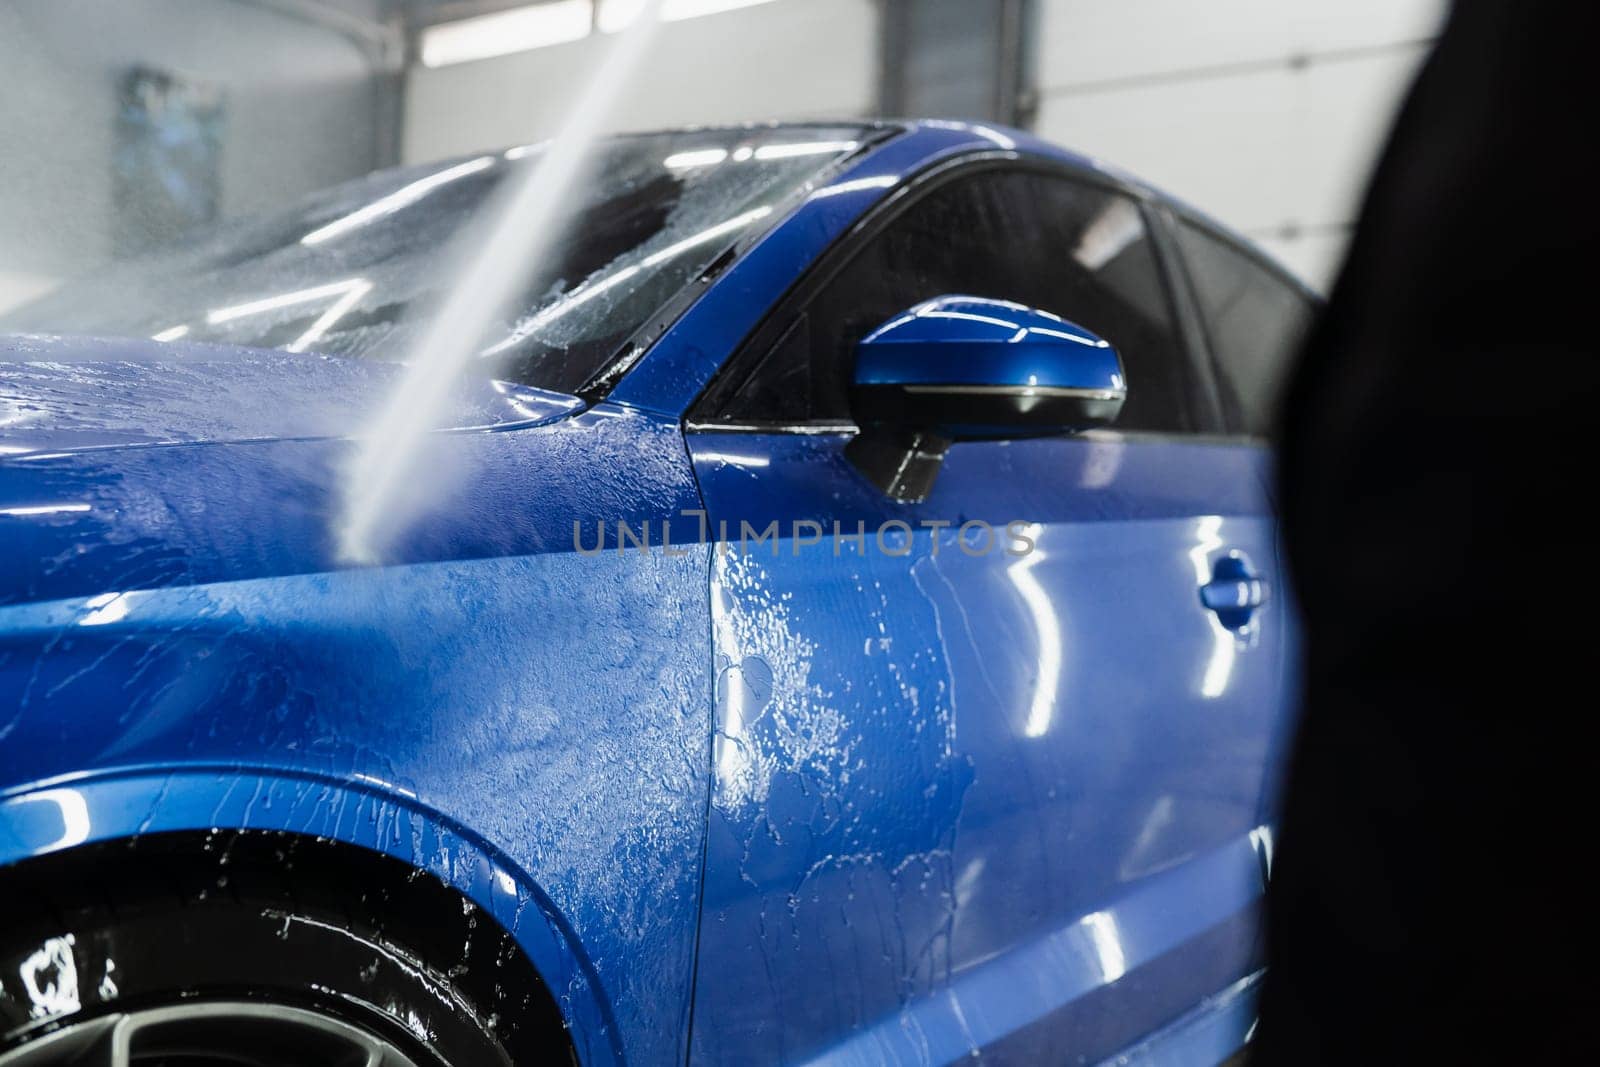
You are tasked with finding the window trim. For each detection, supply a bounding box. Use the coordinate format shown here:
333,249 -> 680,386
688,150 -> 1228,439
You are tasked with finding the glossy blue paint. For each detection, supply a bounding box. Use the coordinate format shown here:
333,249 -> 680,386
685,430 -> 1284,1065
1,121 -> 1302,1066
1,348 -> 713,1065
855,295 -> 1122,390
1096,973 -> 1264,1067
0,333 -> 584,456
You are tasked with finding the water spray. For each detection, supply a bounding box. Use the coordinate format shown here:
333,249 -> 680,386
338,0 -> 666,564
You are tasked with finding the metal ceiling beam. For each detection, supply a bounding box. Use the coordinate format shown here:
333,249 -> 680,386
236,0 -> 405,68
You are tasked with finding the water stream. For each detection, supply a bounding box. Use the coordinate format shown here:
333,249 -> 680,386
339,0 -> 666,563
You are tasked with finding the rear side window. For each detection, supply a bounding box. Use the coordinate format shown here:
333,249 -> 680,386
1175,221 -> 1316,436
699,167 -> 1204,434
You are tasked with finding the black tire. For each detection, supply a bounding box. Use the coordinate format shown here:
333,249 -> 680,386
0,831 -> 574,1066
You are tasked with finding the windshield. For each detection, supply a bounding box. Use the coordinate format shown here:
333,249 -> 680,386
0,126 -> 875,395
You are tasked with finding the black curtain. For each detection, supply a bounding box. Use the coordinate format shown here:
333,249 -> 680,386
1258,3 -> 1598,1062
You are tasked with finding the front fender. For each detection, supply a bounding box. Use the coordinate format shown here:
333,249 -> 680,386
0,540 -> 714,1067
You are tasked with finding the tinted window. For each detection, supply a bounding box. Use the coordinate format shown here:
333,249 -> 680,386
701,167 -> 1201,433
1175,221 -> 1316,435
1,127 -> 873,397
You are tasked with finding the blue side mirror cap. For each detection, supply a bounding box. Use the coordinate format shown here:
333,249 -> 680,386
852,295 -> 1127,438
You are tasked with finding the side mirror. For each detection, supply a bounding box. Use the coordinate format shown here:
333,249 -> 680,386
851,295 -> 1126,439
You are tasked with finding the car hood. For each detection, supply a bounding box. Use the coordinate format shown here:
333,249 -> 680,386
0,334 -> 704,611
1,333 -> 583,456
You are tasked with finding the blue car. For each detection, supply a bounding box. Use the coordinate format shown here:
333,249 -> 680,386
0,121 -> 1315,1066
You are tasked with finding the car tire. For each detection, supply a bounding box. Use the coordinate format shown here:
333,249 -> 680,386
0,832 -> 571,1066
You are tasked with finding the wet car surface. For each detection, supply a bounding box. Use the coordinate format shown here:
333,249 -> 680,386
0,121 -> 1312,1066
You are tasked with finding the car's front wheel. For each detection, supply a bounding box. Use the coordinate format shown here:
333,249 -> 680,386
0,831 -> 572,1066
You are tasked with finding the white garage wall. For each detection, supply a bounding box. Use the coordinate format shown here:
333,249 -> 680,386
0,0 -> 384,314
402,0 -> 878,163
1034,0 -> 1448,289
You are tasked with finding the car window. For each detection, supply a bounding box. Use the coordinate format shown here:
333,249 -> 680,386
1174,221 -> 1317,436
698,166 -> 1204,434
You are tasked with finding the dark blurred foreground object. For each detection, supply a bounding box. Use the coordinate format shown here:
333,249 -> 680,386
1259,2 -> 1598,1062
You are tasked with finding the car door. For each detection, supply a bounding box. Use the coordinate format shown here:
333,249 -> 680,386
685,163 -> 1284,1064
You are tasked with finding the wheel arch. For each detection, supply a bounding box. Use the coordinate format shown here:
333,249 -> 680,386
0,768 -> 621,1067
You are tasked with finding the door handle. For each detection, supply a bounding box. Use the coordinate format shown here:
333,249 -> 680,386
1200,553 -> 1266,631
